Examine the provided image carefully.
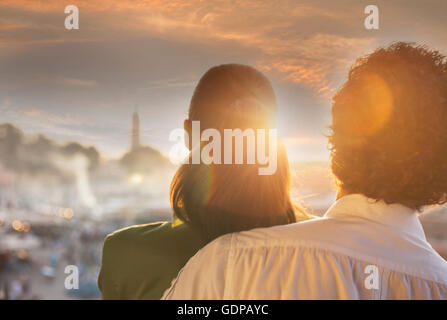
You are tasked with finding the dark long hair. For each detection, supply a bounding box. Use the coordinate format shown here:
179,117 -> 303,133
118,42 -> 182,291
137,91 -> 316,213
170,64 -> 307,241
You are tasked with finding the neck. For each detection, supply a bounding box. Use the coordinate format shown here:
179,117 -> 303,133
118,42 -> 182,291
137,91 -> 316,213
336,188 -> 351,200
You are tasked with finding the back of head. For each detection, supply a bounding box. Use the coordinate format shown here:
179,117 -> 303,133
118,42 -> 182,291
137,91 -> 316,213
171,64 -> 304,241
189,64 -> 277,129
330,42 -> 447,210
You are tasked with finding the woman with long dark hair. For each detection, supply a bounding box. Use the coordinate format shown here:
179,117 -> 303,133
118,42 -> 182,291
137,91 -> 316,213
98,64 -> 307,299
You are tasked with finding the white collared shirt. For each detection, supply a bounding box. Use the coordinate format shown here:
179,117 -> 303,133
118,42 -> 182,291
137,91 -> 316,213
162,194 -> 447,299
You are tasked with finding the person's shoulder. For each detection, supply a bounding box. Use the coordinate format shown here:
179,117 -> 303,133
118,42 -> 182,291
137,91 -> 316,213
228,216 -> 335,248
178,218 -> 327,263
190,217 -> 332,254
103,221 -> 206,256
162,234 -> 233,299
105,221 -> 169,244
199,232 -> 234,254
174,232 -> 234,268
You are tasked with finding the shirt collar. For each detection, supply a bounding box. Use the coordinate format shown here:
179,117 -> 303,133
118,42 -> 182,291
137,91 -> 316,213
324,193 -> 426,241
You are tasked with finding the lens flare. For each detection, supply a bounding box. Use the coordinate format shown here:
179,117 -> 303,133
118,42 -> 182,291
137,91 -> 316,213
130,173 -> 143,185
335,73 -> 394,140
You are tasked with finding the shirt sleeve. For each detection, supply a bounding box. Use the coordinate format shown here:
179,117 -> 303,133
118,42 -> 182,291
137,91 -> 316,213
97,235 -> 120,299
161,234 -> 232,300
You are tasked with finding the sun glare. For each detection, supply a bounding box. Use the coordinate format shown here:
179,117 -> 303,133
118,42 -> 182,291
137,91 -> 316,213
130,173 -> 143,185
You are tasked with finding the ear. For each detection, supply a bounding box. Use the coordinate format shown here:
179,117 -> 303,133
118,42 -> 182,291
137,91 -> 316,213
184,119 -> 192,150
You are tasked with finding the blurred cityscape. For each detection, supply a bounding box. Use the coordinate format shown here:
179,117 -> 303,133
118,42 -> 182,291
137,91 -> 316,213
0,111 -> 175,299
0,112 -> 446,300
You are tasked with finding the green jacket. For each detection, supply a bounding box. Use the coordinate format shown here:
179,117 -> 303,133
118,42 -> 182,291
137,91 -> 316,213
98,221 -> 206,299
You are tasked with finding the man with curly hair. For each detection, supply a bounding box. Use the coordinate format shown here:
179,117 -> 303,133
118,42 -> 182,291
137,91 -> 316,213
163,43 -> 447,300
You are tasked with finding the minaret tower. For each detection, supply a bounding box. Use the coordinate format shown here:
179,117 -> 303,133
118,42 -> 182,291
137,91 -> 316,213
131,108 -> 141,151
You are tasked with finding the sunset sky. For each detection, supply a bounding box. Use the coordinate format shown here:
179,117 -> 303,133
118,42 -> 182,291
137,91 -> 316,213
1,0 -> 446,161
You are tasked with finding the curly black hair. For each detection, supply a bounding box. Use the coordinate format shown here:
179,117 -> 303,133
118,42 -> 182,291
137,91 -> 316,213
329,42 -> 447,210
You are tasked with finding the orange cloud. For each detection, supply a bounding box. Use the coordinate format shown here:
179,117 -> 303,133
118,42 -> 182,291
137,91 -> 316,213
0,22 -> 24,30
62,77 -> 98,88
0,0 -> 377,94
19,109 -> 83,126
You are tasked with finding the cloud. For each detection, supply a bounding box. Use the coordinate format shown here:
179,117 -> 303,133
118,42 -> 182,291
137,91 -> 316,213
62,77 -> 98,87
145,76 -> 196,89
18,108 -> 83,126
0,22 -> 24,30
0,0 -> 378,94
1,0 -> 446,162
0,106 -> 100,141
